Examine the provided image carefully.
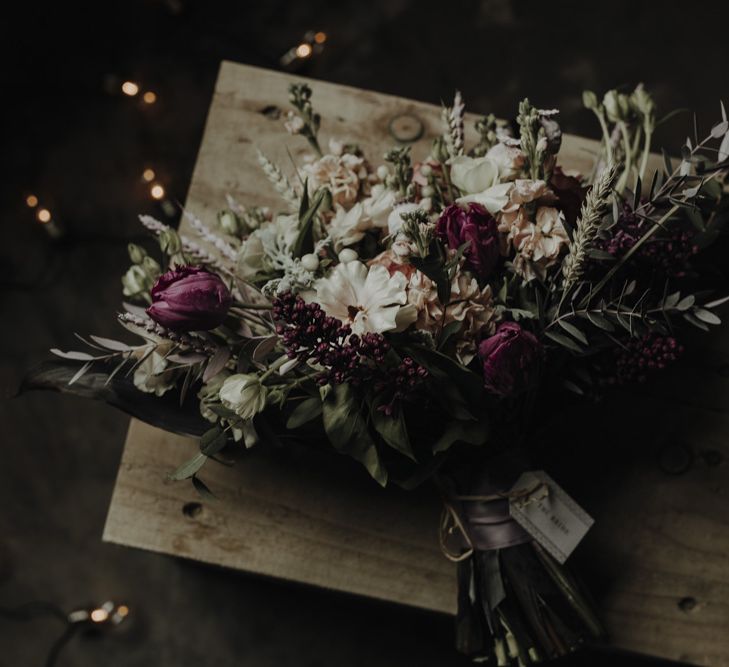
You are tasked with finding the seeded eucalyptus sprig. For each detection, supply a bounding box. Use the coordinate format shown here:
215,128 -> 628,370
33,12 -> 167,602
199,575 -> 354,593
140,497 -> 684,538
472,113 -> 499,157
288,83 -> 322,155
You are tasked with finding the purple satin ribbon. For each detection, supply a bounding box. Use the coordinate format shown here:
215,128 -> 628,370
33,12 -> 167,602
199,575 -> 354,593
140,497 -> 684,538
460,495 -> 532,551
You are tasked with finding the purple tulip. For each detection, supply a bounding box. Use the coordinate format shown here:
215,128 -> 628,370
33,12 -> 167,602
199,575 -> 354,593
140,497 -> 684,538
478,322 -> 541,397
435,203 -> 501,279
147,266 -> 232,332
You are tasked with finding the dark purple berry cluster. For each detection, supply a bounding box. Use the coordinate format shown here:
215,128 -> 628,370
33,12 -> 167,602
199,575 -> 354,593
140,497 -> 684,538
375,356 -> 429,416
272,292 -> 429,410
598,203 -> 697,277
272,292 -> 389,386
604,334 -> 683,385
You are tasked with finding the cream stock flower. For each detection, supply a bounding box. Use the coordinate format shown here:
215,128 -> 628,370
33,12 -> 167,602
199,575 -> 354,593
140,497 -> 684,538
310,261 -> 413,335
302,152 -> 366,207
219,373 -> 267,420
510,206 -> 569,281
406,271 -> 496,364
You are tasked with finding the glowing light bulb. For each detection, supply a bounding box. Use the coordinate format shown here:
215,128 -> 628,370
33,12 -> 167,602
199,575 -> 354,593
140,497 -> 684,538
142,168 -> 156,182
143,91 -> 157,104
26,194 -> 39,207
37,208 -> 51,223
295,43 -> 312,58
90,608 -> 109,623
150,184 -> 165,200
314,32 -> 327,44
121,81 -> 140,96
116,605 -> 129,618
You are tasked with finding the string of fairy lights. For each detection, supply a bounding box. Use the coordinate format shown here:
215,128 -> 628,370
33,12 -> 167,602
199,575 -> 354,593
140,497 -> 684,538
10,26 -> 327,663
22,30 -> 327,242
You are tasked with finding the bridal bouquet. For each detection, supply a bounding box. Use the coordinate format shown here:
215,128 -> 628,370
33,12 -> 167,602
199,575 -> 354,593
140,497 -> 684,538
26,81 -> 729,663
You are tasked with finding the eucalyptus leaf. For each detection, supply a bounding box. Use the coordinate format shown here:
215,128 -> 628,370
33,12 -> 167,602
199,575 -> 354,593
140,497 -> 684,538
557,319 -> 588,345
544,330 -> 584,354
50,349 -> 96,361
676,295 -> 695,311
693,308 -> 721,325
169,452 -> 207,481
88,336 -> 132,352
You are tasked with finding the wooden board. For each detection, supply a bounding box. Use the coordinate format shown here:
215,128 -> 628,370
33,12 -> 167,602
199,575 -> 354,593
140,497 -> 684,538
104,62 -> 729,666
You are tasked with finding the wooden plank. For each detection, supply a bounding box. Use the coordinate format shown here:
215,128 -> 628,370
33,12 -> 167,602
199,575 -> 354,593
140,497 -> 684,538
104,62 -> 729,666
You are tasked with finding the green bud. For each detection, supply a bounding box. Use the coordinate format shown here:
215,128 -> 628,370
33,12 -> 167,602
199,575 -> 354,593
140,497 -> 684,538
217,210 -> 240,236
122,264 -> 150,298
582,90 -> 598,111
128,243 -> 147,264
431,135 -> 450,163
631,85 -> 655,122
142,255 -> 161,280
158,228 -> 182,255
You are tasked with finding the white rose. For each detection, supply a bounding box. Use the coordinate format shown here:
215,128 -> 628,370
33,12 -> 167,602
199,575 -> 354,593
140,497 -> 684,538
236,233 -> 265,280
449,155 -> 499,194
362,184 -> 397,229
485,142 -> 526,180
457,182 -> 513,215
327,203 -> 370,251
219,374 -> 267,420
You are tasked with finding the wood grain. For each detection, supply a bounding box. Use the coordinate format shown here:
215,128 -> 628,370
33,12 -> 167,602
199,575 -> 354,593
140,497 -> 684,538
104,61 -> 729,666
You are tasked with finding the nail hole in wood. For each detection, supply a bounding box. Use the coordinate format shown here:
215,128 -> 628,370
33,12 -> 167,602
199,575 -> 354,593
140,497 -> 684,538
701,449 -> 723,467
657,441 -> 694,475
260,105 -> 281,120
182,502 -> 203,519
717,362 -> 729,377
678,596 -> 697,612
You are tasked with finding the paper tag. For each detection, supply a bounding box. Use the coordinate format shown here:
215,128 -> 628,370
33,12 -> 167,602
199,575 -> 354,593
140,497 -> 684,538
508,471 -> 593,564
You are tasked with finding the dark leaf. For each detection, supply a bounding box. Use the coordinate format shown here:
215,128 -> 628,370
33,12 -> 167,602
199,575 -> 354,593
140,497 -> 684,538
169,452 -> 207,481
203,346 -> 232,383
286,396 -> 323,429
321,384 -> 387,485
557,319 -> 588,345
199,426 -> 229,456
544,330 -> 584,354
370,404 -> 415,461
20,360 -> 209,437
191,475 -> 216,500
433,417 -> 489,453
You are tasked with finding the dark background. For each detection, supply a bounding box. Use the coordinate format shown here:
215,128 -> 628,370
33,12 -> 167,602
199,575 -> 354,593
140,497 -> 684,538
2,1 -> 728,665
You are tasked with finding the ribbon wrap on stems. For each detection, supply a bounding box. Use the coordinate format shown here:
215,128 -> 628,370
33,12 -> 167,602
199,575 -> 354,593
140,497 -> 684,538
437,464 -> 604,664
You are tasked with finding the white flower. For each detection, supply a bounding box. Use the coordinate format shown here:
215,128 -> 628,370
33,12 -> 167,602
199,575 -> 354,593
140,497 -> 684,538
457,182 -> 513,214
283,110 -> 305,135
309,261 -> 411,335
485,142 -> 526,180
449,155 -> 499,194
362,184 -> 397,229
133,352 -> 176,397
327,203 -> 370,250
219,373 -> 267,420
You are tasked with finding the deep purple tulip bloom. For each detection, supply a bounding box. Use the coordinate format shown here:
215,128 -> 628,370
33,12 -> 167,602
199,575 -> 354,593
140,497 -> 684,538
478,322 -> 541,397
435,203 -> 501,279
147,266 -> 232,332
